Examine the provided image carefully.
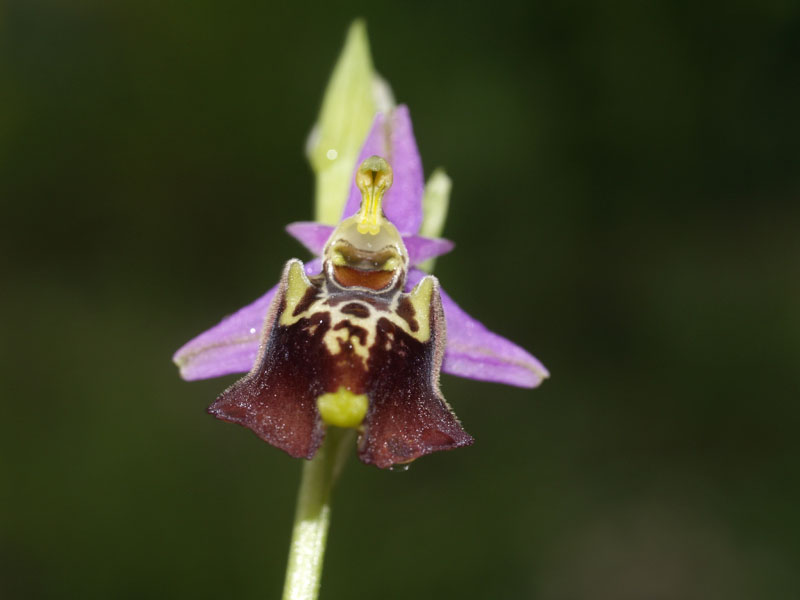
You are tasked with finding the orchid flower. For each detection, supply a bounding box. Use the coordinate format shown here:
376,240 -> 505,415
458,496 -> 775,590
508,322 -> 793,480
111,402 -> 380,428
173,104 -> 548,468
173,22 -> 549,600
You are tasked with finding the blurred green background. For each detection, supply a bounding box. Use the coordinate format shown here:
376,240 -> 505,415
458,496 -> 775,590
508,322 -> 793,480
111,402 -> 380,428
2,1 -> 799,598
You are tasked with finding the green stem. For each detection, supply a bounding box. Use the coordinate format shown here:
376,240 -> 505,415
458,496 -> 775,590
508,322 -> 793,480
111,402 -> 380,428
281,428 -> 354,600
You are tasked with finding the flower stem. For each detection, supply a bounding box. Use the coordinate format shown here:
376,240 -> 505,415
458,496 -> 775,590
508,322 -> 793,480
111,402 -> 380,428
281,428 -> 354,600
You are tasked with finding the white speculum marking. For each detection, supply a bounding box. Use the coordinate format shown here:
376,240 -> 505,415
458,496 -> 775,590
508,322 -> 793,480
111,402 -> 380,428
281,277 -> 429,369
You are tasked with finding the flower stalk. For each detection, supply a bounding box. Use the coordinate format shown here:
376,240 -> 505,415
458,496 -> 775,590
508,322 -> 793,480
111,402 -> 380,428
282,428 -> 354,600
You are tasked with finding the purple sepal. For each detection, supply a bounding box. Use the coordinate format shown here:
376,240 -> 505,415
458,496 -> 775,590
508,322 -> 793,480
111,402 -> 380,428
340,105 -> 424,234
406,269 -> 549,388
173,259 -> 322,381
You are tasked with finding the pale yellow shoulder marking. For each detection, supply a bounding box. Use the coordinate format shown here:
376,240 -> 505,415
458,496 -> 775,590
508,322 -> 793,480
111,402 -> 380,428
406,276 -> 434,343
279,260 -> 314,326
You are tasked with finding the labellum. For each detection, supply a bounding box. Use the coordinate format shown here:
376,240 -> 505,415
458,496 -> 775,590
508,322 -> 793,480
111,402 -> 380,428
209,156 -> 473,469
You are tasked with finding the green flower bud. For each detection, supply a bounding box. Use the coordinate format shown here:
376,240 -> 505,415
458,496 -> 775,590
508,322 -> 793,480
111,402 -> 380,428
418,168 -> 452,271
307,20 -> 380,225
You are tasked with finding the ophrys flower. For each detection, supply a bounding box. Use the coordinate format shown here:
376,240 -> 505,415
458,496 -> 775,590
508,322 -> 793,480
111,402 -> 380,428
174,106 -> 547,468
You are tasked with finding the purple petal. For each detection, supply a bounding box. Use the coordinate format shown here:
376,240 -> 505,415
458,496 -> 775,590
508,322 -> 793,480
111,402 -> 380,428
286,221 -> 453,267
174,259 -> 322,381
406,269 -> 549,388
286,222 -> 334,256
403,236 -> 455,265
341,105 -> 424,234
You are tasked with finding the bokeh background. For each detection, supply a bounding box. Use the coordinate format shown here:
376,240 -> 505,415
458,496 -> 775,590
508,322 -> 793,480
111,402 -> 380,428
2,1 -> 799,598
